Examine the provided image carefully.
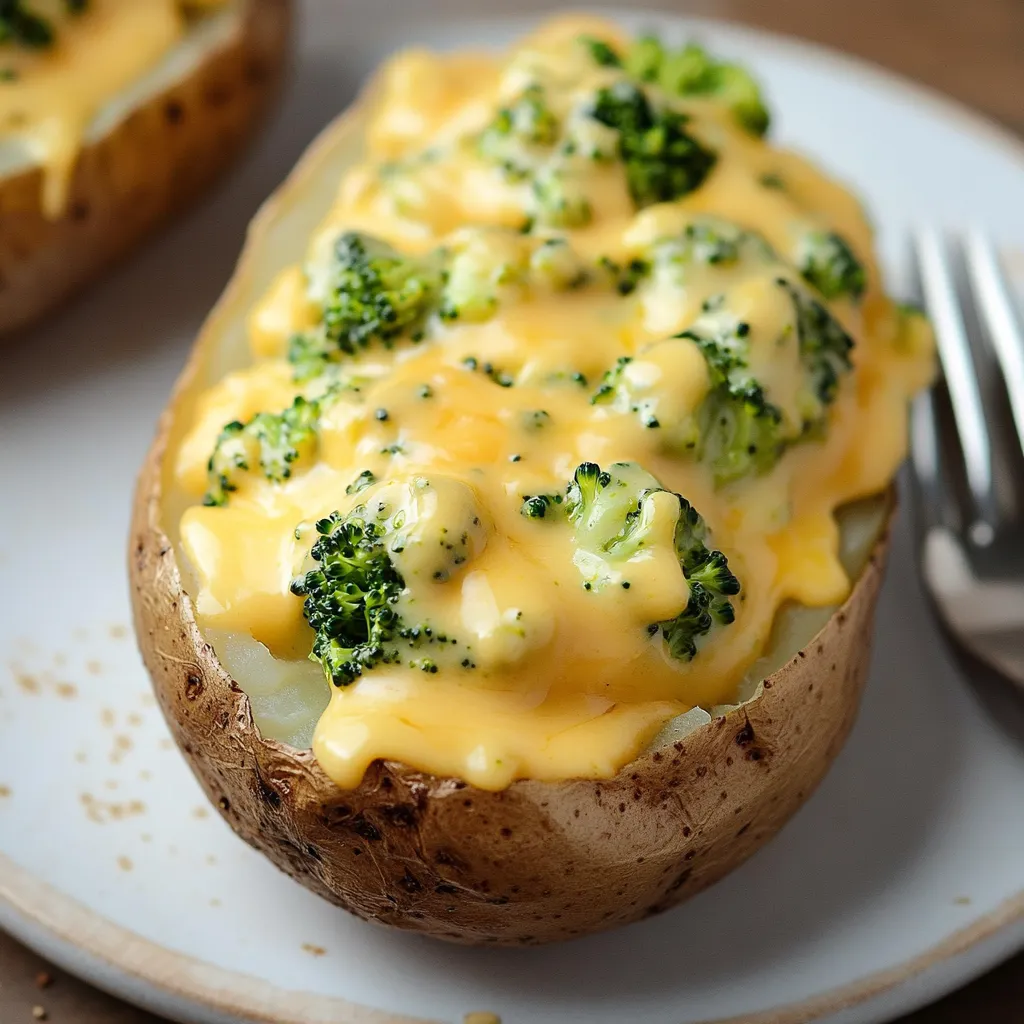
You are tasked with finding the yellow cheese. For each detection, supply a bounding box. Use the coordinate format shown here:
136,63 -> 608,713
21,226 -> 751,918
174,16 -> 934,791
248,266 -> 319,360
180,505 -> 309,657
313,678 -> 680,791
175,360 -> 301,497
0,0 -> 227,216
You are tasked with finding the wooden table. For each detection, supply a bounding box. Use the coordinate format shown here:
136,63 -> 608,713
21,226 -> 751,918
2,0 -> 1022,1021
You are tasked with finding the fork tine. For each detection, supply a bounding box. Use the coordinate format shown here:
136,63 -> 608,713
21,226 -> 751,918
962,229 -> 1024,456
911,228 -> 998,529
910,387 -> 959,535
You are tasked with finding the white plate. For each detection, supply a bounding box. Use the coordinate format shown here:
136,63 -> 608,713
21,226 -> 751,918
2,3 -> 1024,1023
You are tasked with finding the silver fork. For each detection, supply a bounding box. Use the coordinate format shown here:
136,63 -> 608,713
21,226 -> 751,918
909,227 -> 1024,688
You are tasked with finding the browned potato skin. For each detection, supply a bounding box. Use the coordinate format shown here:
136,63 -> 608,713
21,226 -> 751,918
131,392 -> 891,945
0,0 -> 291,337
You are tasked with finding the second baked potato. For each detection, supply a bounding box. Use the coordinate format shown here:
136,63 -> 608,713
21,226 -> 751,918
0,0 -> 290,334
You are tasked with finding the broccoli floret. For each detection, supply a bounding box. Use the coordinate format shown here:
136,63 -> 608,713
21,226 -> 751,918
692,367 -> 784,485
619,218 -> 774,308
561,111 -> 622,162
439,230 -> 589,323
659,498 -> 741,661
778,277 -> 855,421
291,476 -> 491,685
679,312 -> 785,485
591,310 -> 784,485
564,461 -> 739,659
440,248 -> 520,324
480,84 -> 560,176
590,79 -> 668,144
287,330 -> 335,382
290,510 -> 406,687
649,218 -> 773,282
531,165 -> 593,227
291,232 -> 441,378
675,219 -> 743,265
620,34 -> 662,82
579,35 -> 622,67
797,230 -> 866,301
439,229 -> 532,323
686,280 -> 853,483
565,461 -> 661,564
663,218 -> 761,266
593,226 -> 785,483
326,231 -> 440,350
0,4 -> 51,47
529,237 -> 590,289
592,216 -> 854,483
290,483 -> 483,685
591,282 -> 852,485
623,36 -> 770,137
288,232 -> 441,378
204,393 -> 327,507
289,329 -> 386,385
588,82 -> 717,207
691,57 -> 770,137
368,476 -> 488,585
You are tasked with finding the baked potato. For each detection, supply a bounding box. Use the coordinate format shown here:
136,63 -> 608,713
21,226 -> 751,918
131,15 -> 934,945
0,0 -> 291,335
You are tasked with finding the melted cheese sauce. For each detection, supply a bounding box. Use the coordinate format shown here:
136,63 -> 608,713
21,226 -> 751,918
172,15 -> 934,791
0,0 -> 228,216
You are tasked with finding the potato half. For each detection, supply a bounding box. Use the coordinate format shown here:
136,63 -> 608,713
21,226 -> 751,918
130,74 -> 895,944
134,494 -> 887,946
0,0 -> 291,336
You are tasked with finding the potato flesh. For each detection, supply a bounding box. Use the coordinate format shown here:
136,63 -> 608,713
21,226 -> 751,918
206,630 -> 328,748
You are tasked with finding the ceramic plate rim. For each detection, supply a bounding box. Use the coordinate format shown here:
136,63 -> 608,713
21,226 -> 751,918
3,853 -> 1024,1024
3,9 -> 1024,1023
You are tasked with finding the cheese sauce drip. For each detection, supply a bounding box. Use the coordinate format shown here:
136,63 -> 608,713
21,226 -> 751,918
173,16 -> 934,791
0,0 -> 228,216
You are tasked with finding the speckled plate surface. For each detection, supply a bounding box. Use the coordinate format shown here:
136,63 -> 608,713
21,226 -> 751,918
2,3 -> 1024,1023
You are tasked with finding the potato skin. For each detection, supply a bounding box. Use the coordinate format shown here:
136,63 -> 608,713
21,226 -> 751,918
0,0 -> 291,337
131,395 -> 890,944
